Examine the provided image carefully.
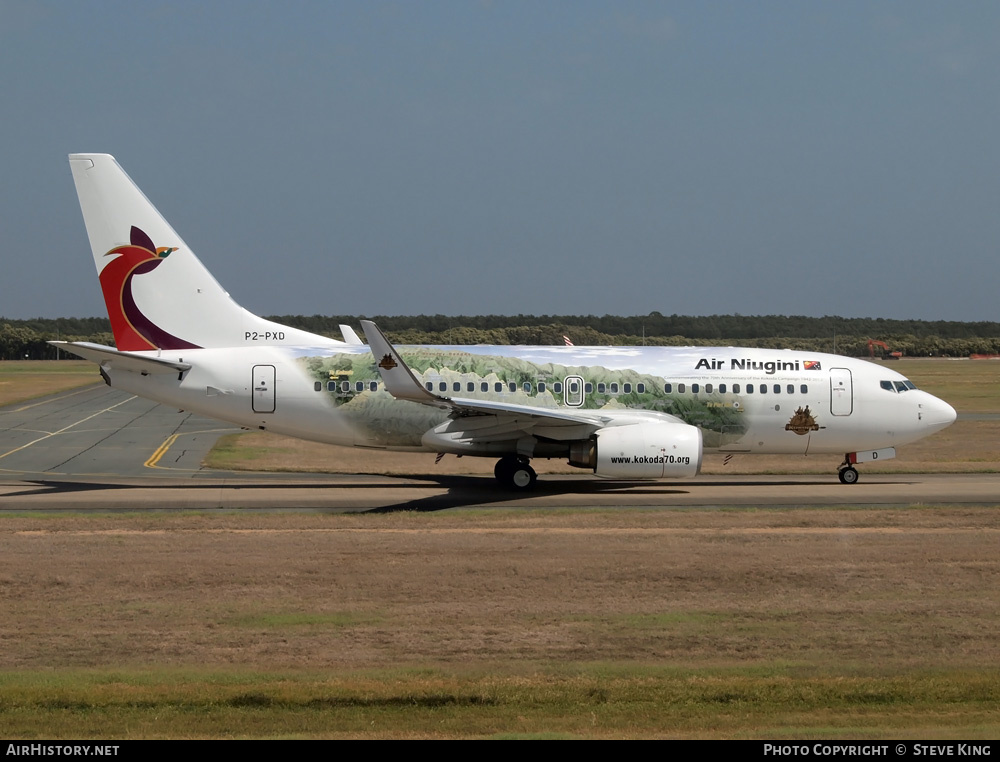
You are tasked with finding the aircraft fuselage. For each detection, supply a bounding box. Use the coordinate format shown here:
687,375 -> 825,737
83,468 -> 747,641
105,343 -> 955,461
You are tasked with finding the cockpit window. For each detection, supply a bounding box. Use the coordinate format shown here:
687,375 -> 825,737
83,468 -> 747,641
904,380 -> 917,390
880,380 -> 896,392
893,381 -> 908,393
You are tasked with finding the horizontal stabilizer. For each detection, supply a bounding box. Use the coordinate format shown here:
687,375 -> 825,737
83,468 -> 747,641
49,341 -> 191,374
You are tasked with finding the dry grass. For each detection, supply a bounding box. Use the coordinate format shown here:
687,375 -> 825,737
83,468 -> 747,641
2,508 -> 1000,737
0,360 -> 100,406
3,508 -> 988,673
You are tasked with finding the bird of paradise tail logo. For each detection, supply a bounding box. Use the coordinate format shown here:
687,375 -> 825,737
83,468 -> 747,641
99,226 -> 202,351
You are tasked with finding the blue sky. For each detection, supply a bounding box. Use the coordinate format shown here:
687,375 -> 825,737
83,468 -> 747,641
2,1 -> 998,321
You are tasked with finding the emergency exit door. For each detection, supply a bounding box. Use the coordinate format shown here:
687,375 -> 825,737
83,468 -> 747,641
564,375 -> 585,407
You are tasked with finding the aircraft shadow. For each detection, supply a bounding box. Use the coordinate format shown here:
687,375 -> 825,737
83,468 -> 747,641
1,473 -> 908,513
357,474 -> 910,513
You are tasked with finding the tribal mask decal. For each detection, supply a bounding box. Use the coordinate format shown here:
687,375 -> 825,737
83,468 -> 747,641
98,226 -> 201,351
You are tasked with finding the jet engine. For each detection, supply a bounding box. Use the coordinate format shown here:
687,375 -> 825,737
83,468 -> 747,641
569,422 -> 703,479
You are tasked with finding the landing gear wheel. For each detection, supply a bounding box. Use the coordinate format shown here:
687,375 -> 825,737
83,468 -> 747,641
494,457 -> 515,482
510,464 -> 537,490
494,456 -> 537,490
838,466 -> 859,485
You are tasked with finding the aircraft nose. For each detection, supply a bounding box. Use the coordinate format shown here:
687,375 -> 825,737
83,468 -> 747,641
920,395 -> 957,431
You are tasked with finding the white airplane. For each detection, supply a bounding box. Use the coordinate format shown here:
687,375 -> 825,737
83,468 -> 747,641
53,154 -> 957,490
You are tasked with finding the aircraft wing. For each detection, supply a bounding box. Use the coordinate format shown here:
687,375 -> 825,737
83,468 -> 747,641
360,321 -> 680,440
49,341 -> 192,374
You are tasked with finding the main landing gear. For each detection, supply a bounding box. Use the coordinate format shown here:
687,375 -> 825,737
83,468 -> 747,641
495,455 -> 537,490
838,453 -> 859,484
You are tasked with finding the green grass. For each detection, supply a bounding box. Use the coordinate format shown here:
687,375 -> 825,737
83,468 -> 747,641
2,667 -> 999,739
0,360 -> 99,375
202,433 -> 296,470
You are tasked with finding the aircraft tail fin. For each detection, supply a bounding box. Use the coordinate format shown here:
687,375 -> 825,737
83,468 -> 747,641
68,154 -> 338,351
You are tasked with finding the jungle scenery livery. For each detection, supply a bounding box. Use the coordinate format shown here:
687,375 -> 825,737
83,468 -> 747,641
54,154 -> 957,490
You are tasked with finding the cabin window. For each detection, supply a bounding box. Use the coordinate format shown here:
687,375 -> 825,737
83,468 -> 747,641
705,383 -> 713,393
786,384 -> 794,394
610,382 -> 619,394
759,384 -> 767,394
719,383 -> 727,393
597,383 -> 607,394
678,383 -> 686,393
370,381 -> 378,392
584,382 -> 593,393
328,381 -> 337,392
466,382 -> 474,392
523,382 -> 532,393
800,385 -> 808,394
495,382 -> 503,392
773,384 -> 781,394
538,382 -> 546,393
637,383 -> 645,394
451,382 -> 459,392
744,384 -> 752,394
425,382 -> 433,391
481,382 -> 488,392
509,382 -> 517,392
314,381 -> 322,392
439,382 -> 447,392
623,383 -> 632,394
553,382 -> 563,394
341,381 -> 350,392
664,383 -> 672,393
355,381 -> 364,392
692,383 -> 700,394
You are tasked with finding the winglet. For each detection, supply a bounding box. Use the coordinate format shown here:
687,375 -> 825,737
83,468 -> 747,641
339,324 -> 363,345
360,320 -> 444,405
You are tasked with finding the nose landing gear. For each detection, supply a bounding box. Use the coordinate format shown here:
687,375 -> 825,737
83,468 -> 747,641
838,452 -> 861,484
838,465 -> 860,484
837,448 -> 896,484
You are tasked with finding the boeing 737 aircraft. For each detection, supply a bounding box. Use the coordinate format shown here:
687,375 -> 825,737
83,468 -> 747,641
53,154 -> 957,490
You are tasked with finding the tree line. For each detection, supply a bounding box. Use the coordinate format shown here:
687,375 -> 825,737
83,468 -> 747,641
268,312 -> 1000,341
0,320 -> 114,360
4,314 -> 1000,360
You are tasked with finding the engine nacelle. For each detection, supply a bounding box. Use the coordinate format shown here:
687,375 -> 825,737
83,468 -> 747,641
570,422 -> 703,479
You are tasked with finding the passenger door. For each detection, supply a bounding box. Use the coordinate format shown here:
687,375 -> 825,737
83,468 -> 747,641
830,368 -> 853,416
252,365 -> 276,413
